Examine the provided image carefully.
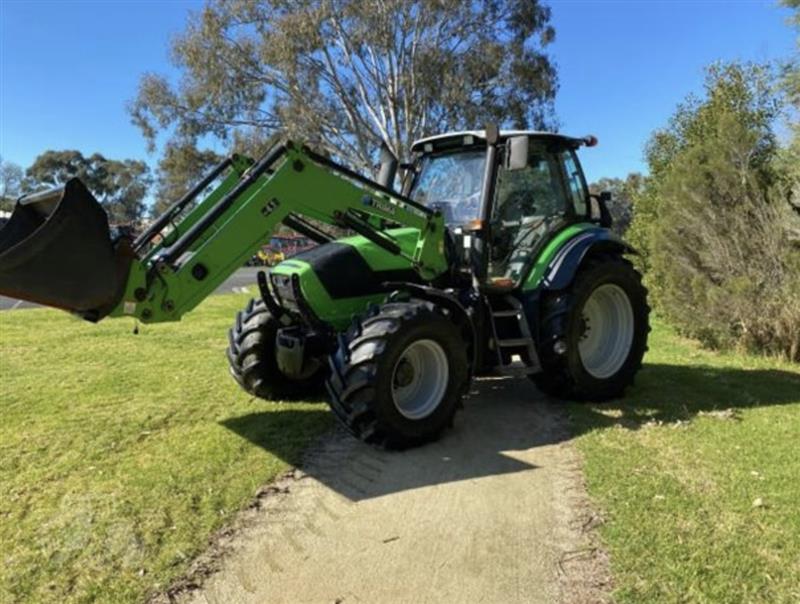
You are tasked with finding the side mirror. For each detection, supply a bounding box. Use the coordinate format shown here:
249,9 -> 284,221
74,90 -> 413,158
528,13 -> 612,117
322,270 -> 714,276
506,136 -> 529,171
589,192 -> 613,228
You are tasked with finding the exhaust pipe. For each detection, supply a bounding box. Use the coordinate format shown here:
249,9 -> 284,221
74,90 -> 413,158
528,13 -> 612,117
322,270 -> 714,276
0,178 -> 134,321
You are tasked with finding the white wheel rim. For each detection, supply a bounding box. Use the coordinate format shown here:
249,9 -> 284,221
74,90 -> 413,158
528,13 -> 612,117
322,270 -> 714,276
578,283 -> 635,379
391,339 -> 449,420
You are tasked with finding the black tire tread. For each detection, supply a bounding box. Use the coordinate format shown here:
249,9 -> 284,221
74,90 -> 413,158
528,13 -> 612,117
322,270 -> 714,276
326,300 -> 468,449
226,298 -> 325,400
533,253 -> 650,401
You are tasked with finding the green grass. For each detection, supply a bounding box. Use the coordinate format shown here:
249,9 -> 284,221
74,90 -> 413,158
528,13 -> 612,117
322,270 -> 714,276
3,300 -> 798,604
0,295 -> 332,603
570,319 -> 800,604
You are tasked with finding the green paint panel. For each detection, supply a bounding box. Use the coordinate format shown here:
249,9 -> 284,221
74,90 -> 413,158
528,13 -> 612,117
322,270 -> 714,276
270,259 -> 385,330
269,227 -> 422,329
337,227 -> 421,270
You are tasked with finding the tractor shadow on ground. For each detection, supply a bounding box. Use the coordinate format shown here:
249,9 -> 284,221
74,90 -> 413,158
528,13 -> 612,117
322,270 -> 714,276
222,363 -> 800,502
222,377 -> 567,502
567,362 -> 800,435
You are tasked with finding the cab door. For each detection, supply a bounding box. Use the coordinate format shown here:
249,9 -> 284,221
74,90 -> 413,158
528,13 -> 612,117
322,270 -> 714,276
487,140 -> 570,285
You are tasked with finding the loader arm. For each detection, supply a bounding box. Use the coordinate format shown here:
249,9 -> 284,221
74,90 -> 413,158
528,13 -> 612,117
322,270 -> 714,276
0,141 -> 447,324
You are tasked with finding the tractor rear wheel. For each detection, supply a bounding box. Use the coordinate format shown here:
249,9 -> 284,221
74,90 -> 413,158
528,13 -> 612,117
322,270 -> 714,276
226,298 -> 326,400
326,300 -> 469,449
533,255 -> 649,401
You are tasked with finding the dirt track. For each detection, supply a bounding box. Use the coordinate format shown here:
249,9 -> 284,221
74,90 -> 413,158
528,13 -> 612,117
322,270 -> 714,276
177,378 -> 609,604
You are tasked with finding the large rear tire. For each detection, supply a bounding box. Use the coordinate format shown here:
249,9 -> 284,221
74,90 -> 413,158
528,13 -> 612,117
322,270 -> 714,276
533,255 -> 649,401
226,298 -> 326,400
326,300 -> 469,449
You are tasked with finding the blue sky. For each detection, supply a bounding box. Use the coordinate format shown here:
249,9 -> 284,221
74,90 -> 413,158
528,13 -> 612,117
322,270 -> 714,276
0,0 -> 796,185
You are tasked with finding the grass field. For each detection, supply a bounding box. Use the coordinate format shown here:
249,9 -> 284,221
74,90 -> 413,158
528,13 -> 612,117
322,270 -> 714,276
570,321 -> 800,603
0,294 -> 331,603
2,297 -> 799,604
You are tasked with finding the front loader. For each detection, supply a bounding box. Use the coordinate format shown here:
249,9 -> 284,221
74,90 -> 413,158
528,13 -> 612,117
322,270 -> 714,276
0,128 -> 649,448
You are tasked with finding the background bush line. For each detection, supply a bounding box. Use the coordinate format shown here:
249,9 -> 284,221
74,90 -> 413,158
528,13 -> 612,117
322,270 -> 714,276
625,58 -> 800,362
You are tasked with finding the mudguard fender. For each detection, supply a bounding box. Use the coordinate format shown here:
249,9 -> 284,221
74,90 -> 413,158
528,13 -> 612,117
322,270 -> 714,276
541,228 -> 637,291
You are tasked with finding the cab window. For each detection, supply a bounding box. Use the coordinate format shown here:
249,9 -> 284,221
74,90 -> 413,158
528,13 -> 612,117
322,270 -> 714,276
492,142 -> 566,224
410,149 -> 485,225
561,150 -> 588,217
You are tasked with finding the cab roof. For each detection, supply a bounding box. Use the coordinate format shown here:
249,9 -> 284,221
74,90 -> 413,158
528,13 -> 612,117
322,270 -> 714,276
410,130 -> 592,153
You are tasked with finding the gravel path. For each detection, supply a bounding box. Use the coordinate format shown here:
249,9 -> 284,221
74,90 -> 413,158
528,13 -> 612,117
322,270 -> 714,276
174,378 -> 610,604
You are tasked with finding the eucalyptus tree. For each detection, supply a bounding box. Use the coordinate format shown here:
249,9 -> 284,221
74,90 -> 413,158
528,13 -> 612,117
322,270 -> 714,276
129,0 -> 558,171
25,150 -> 151,224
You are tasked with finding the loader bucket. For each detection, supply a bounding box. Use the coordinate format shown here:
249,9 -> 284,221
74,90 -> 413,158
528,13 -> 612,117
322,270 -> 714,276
0,178 -> 134,321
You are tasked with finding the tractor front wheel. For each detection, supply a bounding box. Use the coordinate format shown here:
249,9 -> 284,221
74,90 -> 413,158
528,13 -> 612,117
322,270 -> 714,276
326,300 -> 469,449
226,298 -> 326,400
533,255 -> 649,401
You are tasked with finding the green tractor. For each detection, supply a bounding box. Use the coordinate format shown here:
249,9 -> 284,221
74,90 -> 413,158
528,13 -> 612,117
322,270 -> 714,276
0,126 -> 649,448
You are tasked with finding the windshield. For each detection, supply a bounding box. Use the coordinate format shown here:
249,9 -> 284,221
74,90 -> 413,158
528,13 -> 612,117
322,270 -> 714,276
409,149 -> 486,225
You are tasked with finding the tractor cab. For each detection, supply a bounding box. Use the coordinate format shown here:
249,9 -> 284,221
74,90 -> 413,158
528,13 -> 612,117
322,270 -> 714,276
407,129 -> 599,288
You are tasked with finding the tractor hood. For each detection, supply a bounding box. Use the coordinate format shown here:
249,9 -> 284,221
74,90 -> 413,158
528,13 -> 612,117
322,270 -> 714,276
268,228 -> 422,328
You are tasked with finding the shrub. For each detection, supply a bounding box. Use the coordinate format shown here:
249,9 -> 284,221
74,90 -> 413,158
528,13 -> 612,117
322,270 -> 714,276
629,63 -> 800,361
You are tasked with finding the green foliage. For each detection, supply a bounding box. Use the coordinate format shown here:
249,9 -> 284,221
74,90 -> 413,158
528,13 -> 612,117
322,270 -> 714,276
628,62 -> 800,361
152,142 -> 222,216
0,294 -> 330,603
780,0 -> 800,206
782,0 -> 800,104
24,150 -> 152,224
128,0 -> 558,172
629,63 -> 782,274
646,62 -> 780,181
